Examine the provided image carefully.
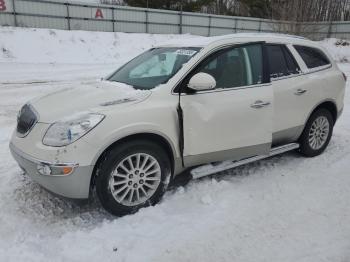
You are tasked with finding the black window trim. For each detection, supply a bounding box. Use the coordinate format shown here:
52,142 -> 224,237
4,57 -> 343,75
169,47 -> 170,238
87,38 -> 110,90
265,43 -> 302,81
281,44 -> 301,74
172,41 -> 270,95
293,44 -> 332,71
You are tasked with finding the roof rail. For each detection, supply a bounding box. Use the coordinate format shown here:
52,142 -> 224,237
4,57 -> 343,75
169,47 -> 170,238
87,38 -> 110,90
241,32 -> 309,40
273,33 -> 309,40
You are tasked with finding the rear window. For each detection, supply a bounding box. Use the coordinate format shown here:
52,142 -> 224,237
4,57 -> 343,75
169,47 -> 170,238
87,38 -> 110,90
294,45 -> 330,69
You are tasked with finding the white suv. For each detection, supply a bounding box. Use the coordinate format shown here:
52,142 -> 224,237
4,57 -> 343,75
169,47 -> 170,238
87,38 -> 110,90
10,34 -> 346,216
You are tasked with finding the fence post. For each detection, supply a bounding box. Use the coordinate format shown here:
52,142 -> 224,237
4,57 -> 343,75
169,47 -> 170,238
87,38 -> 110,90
234,18 -> 238,33
145,9 -> 149,33
65,2 -> 70,30
208,15 -> 211,36
179,10 -> 183,34
327,21 -> 332,39
258,20 -> 262,32
12,0 -> 17,26
111,7 -> 115,32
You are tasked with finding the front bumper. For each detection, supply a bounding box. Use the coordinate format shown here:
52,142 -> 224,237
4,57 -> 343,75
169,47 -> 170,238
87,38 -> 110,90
10,143 -> 93,199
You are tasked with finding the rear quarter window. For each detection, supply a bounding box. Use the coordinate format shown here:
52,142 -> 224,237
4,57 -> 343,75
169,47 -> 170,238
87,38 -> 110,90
294,45 -> 330,69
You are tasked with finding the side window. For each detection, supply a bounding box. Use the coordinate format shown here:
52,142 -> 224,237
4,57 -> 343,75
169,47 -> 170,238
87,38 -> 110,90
266,44 -> 300,79
191,44 -> 263,89
294,45 -> 330,69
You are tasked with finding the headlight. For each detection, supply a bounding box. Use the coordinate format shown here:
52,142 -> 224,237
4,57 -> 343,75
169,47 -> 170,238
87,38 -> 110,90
43,113 -> 105,147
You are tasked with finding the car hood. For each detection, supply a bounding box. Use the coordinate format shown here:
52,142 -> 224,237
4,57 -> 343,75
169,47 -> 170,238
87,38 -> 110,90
30,80 -> 151,123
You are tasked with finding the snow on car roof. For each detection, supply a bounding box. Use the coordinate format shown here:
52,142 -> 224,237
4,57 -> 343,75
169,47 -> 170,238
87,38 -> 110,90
158,32 -> 315,48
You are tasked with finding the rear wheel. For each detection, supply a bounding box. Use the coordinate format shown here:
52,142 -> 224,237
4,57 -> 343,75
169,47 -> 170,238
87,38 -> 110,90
95,140 -> 172,216
299,108 -> 334,157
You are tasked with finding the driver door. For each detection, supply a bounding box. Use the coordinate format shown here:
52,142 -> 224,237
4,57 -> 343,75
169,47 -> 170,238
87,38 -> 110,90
179,43 -> 273,166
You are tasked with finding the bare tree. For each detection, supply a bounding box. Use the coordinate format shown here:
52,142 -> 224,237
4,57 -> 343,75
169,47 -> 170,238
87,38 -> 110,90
268,0 -> 349,38
101,0 -> 350,25
270,0 -> 348,22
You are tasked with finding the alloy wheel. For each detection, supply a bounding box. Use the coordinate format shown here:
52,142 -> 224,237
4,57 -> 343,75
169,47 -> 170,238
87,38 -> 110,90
108,153 -> 162,206
308,116 -> 330,150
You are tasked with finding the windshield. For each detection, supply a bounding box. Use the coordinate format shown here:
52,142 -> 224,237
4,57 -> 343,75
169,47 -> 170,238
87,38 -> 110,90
107,47 -> 201,90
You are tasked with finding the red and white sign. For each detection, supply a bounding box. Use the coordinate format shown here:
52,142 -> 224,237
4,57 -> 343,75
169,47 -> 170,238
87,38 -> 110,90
95,8 -> 104,19
0,0 -> 7,11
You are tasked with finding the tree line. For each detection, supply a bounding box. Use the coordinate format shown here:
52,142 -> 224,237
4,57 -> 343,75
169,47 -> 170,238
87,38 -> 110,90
100,0 -> 350,22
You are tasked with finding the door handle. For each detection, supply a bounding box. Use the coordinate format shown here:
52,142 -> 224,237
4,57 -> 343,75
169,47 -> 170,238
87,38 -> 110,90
295,88 -> 307,95
251,100 -> 271,109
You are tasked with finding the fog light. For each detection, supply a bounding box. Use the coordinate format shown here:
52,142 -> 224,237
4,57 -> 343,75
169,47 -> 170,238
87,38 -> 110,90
37,164 -> 52,176
37,164 -> 75,176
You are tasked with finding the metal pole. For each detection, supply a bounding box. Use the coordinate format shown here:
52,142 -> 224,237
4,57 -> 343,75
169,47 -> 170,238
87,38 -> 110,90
12,0 -> 17,27
112,7 -> 115,32
208,15 -> 211,36
145,9 -> 149,33
334,21 -> 338,39
65,2 -> 70,30
179,0 -> 183,34
327,21 -> 333,39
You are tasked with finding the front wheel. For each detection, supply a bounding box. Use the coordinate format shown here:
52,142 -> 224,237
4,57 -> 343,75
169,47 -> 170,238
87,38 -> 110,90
95,140 -> 172,216
299,108 -> 334,157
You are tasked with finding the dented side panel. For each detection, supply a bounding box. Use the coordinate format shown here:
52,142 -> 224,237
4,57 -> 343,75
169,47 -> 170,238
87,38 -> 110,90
181,84 -> 273,162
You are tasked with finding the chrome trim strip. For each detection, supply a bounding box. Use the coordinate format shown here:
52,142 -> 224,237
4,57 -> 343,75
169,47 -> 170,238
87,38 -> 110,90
271,73 -> 302,82
179,82 -> 272,95
191,143 -> 299,179
305,64 -> 332,74
206,58 -> 332,86
184,143 -> 271,167
270,64 -> 332,82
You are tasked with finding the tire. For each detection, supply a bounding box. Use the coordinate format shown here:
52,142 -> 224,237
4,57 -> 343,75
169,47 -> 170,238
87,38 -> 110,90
299,108 -> 334,157
95,140 -> 172,216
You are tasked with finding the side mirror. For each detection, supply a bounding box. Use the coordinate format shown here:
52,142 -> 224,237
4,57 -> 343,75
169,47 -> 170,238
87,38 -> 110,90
187,72 -> 216,92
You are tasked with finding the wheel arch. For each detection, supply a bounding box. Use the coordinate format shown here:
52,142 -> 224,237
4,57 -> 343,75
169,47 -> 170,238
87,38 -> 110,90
307,100 -> 338,125
90,132 -> 177,188
298,100 -> 337,157
298,100 -> 338,142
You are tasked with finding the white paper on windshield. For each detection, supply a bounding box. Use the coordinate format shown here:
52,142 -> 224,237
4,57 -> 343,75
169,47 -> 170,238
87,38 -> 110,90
175,49 -> 197,56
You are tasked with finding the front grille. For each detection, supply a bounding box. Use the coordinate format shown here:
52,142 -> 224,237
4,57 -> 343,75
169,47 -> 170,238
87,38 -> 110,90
17,104 -> 38,137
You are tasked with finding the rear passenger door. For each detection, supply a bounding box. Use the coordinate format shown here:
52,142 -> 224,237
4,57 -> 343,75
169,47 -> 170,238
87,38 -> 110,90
266,44 -> 312,145
292,45 -> 334,124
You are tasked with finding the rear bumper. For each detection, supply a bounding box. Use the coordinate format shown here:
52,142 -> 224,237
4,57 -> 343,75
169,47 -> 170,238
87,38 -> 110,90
10,143 -> 93,199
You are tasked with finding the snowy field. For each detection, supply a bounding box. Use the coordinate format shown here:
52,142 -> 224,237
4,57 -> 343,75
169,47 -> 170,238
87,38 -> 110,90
0,27 -> 350,262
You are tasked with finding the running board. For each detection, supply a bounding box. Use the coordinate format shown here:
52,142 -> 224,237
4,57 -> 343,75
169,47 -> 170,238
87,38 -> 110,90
191,143 -> 300,179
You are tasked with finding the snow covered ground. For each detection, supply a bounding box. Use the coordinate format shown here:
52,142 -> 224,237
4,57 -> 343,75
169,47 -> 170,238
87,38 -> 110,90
0,27 -> 350,262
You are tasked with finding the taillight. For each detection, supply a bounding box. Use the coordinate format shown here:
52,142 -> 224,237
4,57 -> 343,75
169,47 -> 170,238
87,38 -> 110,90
342,72 -> 347,82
